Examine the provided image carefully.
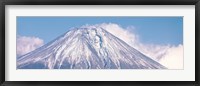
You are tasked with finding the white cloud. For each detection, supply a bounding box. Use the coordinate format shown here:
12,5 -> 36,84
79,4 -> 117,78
99,23 -> 139,47
83,23 -> 183,69
17,36 -> 44,57
159,44 -> 183,69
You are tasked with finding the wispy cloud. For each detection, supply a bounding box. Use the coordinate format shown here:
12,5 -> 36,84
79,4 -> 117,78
17,35 -> 44,57
83,23 -> 183,69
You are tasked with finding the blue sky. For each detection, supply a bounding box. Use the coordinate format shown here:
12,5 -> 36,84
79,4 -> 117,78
17,17 -> 183,45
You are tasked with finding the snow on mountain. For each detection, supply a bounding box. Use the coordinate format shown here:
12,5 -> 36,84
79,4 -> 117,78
17,26 -> 167,69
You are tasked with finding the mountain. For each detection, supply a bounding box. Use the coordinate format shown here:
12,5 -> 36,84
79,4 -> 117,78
17,26 -> 167,69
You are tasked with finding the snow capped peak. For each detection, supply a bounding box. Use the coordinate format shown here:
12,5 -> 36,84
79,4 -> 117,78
17,24 -> 167,69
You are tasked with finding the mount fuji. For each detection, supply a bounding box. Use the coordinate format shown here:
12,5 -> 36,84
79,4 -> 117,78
17,26 -> 167,69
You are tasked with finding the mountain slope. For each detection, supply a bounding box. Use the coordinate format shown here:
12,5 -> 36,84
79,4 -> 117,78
17,26 -> 167,69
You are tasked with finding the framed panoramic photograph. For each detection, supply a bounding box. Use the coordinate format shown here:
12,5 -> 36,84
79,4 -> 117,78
0,0 -> 199,86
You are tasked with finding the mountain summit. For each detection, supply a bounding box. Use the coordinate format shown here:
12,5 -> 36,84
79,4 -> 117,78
17,26 -> 166,69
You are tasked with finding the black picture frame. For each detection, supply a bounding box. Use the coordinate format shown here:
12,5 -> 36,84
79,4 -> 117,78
0,0 -> 199,86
